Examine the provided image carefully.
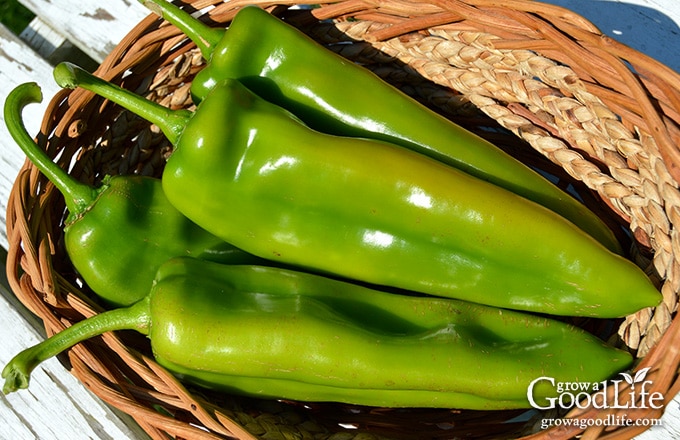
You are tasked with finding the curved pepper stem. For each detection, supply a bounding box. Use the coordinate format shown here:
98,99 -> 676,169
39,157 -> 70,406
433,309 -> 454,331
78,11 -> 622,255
139,0 -> 224,61
53,62 -> 191,147
2,297 -> 151,394
4,83 -> 99,221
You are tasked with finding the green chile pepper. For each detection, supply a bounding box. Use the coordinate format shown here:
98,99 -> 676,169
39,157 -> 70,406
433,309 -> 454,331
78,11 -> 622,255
4,82 -> 263,307
2,257 -> 634,410
53,63 -> 660,318
139,1 -> 621,254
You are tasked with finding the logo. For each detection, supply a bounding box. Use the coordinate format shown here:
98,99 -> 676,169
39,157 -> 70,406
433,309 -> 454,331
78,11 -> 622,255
527,367 -> 664,411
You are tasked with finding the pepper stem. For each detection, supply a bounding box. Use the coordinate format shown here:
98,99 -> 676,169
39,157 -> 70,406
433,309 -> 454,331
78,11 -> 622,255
4,83 -> 99,219
139,0 -> 224,60
2,296 -> 151,394
53,62 -> 191,146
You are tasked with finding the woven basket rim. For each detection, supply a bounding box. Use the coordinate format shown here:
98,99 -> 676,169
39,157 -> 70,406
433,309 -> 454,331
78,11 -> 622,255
6,1 -> 680,439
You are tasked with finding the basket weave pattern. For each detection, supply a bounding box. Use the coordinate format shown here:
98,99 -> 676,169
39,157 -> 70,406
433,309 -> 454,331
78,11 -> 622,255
6,1 -> 680,438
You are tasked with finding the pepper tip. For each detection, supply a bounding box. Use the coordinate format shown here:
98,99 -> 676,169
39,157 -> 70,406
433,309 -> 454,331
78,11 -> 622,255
141,0 -> 164,18
53,62 -> 82,89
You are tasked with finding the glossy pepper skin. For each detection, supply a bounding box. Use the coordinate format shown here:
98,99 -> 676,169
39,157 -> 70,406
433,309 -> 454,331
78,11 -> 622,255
54,63 -> 661,318
139,1 -> 621,254
4,82 -> 263,307
2,257 -> 634,410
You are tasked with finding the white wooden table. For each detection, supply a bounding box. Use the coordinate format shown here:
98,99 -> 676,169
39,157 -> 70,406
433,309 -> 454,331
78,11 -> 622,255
0,1 -> 679,439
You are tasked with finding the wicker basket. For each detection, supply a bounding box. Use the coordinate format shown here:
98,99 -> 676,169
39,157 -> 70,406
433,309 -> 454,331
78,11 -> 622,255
6,0 -> 680,438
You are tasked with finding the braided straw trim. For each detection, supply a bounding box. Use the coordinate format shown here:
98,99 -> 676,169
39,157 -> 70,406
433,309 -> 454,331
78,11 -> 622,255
5,0 -> 680,439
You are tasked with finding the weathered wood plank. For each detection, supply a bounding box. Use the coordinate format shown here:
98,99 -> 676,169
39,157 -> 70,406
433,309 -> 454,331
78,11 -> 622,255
0,22 -> 59,251
19,15 -> 68,60
0,22 -> 150,440
0,250 -> 150,440
19,16 -> 99,70
18,0 -> 150,63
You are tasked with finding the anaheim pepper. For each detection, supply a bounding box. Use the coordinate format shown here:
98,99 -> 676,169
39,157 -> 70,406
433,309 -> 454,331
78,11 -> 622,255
139,1 -> 622,253
53,63 -> 660,318
2,257 -> 634,410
